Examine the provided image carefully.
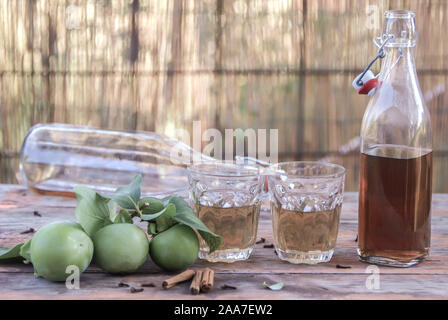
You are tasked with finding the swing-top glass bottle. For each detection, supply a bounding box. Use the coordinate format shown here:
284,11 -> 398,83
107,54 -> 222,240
358,10 -> 432,267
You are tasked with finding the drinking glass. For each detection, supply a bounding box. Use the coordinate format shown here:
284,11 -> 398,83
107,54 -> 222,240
268,161 -> 345,264
187,162 -> 264,262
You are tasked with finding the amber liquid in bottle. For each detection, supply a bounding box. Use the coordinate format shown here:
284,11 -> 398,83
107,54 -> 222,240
358,145 -> 432,265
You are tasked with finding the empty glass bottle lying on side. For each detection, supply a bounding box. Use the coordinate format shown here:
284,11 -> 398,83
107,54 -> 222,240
19,123 -> 214,197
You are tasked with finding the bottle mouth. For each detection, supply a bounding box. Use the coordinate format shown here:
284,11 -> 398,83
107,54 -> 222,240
385,10 -> 415,19
383,10 -> 417,47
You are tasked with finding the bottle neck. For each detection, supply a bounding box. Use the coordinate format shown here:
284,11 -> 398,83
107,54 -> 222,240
379,47 -> 417,83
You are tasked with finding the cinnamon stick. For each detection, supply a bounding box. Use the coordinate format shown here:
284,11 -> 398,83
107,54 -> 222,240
162,269 -> 195,289
190,269 -> 203,295
200,268 -> 214,293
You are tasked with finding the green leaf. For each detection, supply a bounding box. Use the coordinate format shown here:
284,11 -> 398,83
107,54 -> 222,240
74,186 -> 116,237
138,197 -> 164,215
163,196 -> 193,214
108,175 -> 142,210
140,200 -> 177,235
0,243 -> 24,262
171,213 -> 222,253
152,204 -> 178,233
147,222 -> 157,235
141,203 -> 176,222
19,239 -> 32,262
198,230 -> 223,254
114,209 -> 133,224
263,282 -> 284,291
164,196 -> 223,253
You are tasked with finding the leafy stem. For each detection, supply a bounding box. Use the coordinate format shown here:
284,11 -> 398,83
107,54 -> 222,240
139,202 -> 150,211
127,195 -> 142,217
75,175 -> 223,253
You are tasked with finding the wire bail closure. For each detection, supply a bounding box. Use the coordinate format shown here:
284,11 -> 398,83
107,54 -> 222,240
356,34 -> 395,87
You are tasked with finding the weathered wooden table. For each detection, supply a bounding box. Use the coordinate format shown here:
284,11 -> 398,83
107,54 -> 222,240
0,185 -> 447,300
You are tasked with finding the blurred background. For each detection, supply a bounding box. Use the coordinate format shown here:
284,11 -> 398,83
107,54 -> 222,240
0,0 -> 447,191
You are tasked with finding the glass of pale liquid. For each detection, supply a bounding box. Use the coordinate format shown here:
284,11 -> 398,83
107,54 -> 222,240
268,162 -> 345,264
187,162 -> 264,262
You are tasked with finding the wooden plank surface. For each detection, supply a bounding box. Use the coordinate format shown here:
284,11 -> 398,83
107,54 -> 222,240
0,184 -> 448,300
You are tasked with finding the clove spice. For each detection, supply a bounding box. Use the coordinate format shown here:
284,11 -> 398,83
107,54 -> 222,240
118,281 -> 130,287
162,269 -> 195,289
141,282 -> 156,288
200,268 -> 215,293
256,238 -> 266,244
263,243 -> 274,248
190,269 -> 203,295
130,287 -> 144,293
336,264 -> 352,269
20,228 -> 35,234
221,284 -> 237,290
33,211 -> 42,217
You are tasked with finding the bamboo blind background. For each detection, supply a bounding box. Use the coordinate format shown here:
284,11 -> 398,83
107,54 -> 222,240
0,0 -> 447,191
